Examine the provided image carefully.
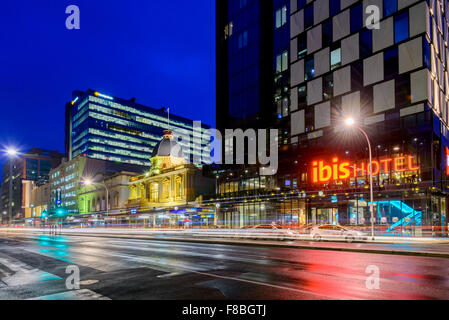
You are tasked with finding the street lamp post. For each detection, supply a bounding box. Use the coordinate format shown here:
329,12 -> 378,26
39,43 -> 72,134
345,119 -> 375,241
5,148 -> 18,226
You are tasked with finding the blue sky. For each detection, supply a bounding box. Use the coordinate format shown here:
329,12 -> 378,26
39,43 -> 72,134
0,0 -> 215,174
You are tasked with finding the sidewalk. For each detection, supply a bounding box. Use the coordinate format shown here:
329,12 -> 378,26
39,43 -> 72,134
2,228 -> 449,258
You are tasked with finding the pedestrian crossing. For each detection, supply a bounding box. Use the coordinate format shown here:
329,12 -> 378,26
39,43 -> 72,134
28,289 -> 110,300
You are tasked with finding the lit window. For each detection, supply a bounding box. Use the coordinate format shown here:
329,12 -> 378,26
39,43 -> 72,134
276,51 -> 289,73
330,48 -> 341,70
275,6 -> 287,29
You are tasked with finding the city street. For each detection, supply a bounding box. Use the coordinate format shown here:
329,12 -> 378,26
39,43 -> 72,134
1,232 -> 449,300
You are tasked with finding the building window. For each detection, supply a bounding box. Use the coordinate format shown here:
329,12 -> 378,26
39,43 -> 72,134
323,74 -> 334,100
394,11 -> 409,44
298,85 -> 307,109
238,30 -> 248,49
297,0 -> 307,11
276,51 -> 289,73
176,177 -> 182,198
275,6 -> 287,29
150,183 -> 158,202
330,48 -> 341,70
396,74 -> 411,108
330,0 -> 340,16
350,4 -> 363,33
322,20 -> 332,47
384,47 -> 398,79
384,0 -> 397,17
162,180 -> 170,199
305,56 -> 315,80
224,22 -> 233,39
304,4 -> 314,29
297,33 -> 307,60
360,29 -> 372,59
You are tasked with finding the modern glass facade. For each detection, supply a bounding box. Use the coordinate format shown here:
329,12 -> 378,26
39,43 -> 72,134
217,0 -> 287,131
66,89 -> 211,167
213,0 -> 449,237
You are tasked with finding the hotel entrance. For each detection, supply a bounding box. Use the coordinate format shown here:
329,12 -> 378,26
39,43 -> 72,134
311,208 -> 338,226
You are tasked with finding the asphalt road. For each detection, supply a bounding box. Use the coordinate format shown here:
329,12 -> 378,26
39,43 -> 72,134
1,232 -> 449,300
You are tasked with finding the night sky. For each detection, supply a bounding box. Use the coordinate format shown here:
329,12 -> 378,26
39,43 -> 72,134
0,0 -> 215,176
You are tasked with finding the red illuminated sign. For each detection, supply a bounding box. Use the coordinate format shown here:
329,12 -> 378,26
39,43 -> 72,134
312,155 -> 420,183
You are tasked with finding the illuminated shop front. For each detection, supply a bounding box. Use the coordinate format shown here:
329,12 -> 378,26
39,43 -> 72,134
214,131 -> 449,237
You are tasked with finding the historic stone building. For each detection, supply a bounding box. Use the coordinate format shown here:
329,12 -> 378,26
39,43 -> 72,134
127,130 -> 215,211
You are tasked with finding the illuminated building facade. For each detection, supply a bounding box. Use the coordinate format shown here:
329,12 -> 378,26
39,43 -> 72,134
283,0 -> 449,236
214,0 -> 449,237
49,156 -> 146,215
22,182 -> 50,226
0,148 -> 64,223
66,89 -> 211,167
126,130 -> 216,227
77,171 -> 139,217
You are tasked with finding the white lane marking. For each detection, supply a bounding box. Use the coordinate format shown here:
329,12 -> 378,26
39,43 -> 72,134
157,272 -> 184,278
0,256 -> 61,286
79,279 -> 99,285
27,289 -> 110,300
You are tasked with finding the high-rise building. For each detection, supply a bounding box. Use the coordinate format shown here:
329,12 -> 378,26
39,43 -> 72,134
0,148 -> 64,223
215,0 -> 449,237
214,0 -> 293,227
65,89 -> 211,167
216,0 -> 291,135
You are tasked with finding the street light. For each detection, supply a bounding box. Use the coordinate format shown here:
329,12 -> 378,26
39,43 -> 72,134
344,118 -> 375,241
6,148 -> 18,157
4,147 -> 19,225
82,178 -> 110,225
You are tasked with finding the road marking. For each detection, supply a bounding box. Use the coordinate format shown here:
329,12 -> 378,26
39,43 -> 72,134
0,256 -> 61,286
157,272 -> 184,278
79,279 -> 99,285
27,289 -> 110,300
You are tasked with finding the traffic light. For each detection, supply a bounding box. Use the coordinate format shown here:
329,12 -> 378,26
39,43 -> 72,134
56,208 -> 67,217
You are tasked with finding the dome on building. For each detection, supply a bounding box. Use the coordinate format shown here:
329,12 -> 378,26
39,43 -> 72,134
151,130 -> 185,159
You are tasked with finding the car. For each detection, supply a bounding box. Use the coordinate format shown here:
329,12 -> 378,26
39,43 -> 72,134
310,225 -> 367,243
247,224 -> 297,241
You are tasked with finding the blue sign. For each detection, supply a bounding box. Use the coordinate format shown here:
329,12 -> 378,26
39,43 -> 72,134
130,209 -> 138,215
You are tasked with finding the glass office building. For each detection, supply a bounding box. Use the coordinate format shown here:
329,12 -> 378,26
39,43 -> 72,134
0,148 -> 64,223
66,89 -> 211,167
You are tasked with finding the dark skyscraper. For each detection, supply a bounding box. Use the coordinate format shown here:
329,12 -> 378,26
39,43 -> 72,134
216,0 -> 291,137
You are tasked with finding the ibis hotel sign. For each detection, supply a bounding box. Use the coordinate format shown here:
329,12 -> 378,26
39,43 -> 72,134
312,155 -> 420,183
